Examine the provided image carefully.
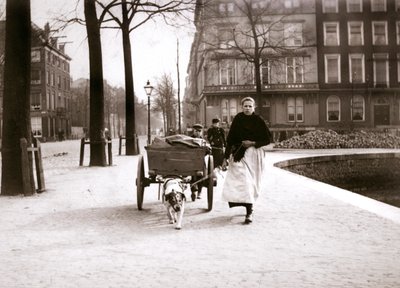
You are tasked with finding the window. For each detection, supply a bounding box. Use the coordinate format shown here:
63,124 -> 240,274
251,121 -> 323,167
371,0 -> 386,11
47,71 -> 51,85
221,98 -> 237,123
324,22 -> 339,46
52,91 -> 56,110
372,22 -> 388,45
47,92 -> 50,110
351,95 -> 365,121
347,0 -> 362,12
31,93 -> 41,110
31,50 -> 41,62
397,22 -> 400,45
219,60 -> 236,85
252,0 -> 268,10
219,2 -> 234,13
349,54 -> 364,83
373,53 -> 388,87
31,117 -> 42,137
31,70 -> 41,84
219,29 -> 234,49
284,23 -> 303,46
284,0 -> 300,9
286,57 -> 304,83
323,0 -> 338,13
51,72 -> 55,86
327,95 -> 340,121
325,54 -> 341,83
287,96 -> 304,122
251,24 -> 270,48
398,53 -> 400,82
261,60 -> 270,85
348,22 -> 363,46
57,75 -> 61,88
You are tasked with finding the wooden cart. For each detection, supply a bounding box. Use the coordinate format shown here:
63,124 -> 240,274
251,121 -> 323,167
135,145 -> 215,211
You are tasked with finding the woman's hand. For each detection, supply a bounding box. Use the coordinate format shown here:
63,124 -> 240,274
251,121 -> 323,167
242,140 -> 255,148
221,158 -> 228,171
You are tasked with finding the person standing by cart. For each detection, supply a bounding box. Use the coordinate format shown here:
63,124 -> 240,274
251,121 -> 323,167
207,118 -> 226,168
221,97 -> 272,224
190,123 -> 205,200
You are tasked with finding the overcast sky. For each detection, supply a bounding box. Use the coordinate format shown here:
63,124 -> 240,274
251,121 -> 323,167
4,0 -> 195,102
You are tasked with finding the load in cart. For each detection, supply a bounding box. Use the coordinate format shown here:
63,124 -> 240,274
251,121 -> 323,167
135,135 -> 216,211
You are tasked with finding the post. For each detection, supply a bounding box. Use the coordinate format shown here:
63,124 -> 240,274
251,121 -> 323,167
79,138 -> 85,166
148,95 -> 151,145
107,139 -> 113,166
33,139 -> 45,192
20,138 -> 35,196
119,136 -> 122,155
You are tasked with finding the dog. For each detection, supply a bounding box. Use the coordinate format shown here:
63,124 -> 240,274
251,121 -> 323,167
163,178 -> 186,230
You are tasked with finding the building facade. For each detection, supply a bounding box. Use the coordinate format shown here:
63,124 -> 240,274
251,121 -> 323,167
0,21 -> 72,141
184,0 -> 400,139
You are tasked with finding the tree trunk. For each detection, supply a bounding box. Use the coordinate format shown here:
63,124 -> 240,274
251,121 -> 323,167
121,0 -> 138,155
1,0 -> 34,196
84,0 -> 106,166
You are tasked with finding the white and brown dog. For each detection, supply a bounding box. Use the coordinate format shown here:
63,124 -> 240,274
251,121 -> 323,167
163,178 -> 186,230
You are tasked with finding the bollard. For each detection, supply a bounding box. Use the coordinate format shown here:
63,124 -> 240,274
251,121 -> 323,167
79,138 -> 85,166
33,139 -> 45,192
20,138 -> 35,196
107,139 -> 113,166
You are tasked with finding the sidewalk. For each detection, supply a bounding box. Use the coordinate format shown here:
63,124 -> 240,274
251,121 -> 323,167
0,139 -> 399,288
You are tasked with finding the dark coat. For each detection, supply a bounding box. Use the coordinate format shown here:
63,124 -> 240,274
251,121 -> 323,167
224,112 -> 272,162
207,127 -> 226,148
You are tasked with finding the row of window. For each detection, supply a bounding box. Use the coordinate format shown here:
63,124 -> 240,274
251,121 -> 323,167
324,21 -> 400,46
324,53 -> 398,86
218,95 -> 366,124
219,22 -> 303,49
30,91 -> 70,111
31,49 -> 70,72
216,52 -> 396,87
31,69 -> 71,91
219,57 -> 307,86
219,0 -> 301,13
217,0 -> 400,15
219,20 -> 400,51
323,0 -> 400,13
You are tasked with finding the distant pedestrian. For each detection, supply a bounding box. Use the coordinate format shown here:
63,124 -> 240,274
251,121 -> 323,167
191,123 -> 203,139
207,118 -> 226,168
221,97 -> 272,224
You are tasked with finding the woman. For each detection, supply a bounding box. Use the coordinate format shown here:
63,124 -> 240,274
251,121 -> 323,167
221,97 -> 272,224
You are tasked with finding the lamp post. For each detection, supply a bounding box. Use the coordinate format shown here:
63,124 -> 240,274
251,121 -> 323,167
144,80 -> 154,145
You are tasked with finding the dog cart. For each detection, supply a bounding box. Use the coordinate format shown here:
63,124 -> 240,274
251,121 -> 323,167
135,145 -> 215,211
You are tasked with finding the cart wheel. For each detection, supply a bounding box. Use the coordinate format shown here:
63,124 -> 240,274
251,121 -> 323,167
207,155 -> 214,211
136,155 -> 145,210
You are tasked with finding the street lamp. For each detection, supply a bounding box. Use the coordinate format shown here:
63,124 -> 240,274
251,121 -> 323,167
144,80 -> 154,145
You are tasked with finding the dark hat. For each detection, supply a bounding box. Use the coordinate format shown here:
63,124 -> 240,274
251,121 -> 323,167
212,118 -> 220,124
193,123 -> 203,130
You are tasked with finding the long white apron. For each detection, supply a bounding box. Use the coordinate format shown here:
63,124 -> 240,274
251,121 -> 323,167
221,147 -> 266,204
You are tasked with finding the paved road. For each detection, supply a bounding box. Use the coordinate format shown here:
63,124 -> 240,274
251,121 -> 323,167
0,139 -> 399,287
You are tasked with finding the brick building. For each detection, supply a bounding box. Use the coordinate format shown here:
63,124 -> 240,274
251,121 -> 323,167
0,21 -> 72,141
184,0 -> 400,138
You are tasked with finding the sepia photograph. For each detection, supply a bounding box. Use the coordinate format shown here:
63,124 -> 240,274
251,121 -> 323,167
0,0 -> 400,287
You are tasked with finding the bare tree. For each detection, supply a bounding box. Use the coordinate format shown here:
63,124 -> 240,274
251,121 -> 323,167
152,73 -> 177,134
95,0 -> 195,154
84,0 -> 107,166
200,0 -> 313,115
1,0 -> 34,195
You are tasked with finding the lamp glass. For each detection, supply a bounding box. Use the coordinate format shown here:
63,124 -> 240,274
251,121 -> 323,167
144,80 -> 153,96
